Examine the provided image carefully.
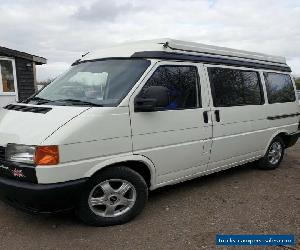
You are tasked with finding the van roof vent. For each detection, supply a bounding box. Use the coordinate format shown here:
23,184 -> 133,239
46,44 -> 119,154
3,104 -> 52,114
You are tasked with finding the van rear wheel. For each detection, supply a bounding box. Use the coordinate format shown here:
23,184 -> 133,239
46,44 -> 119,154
76,166 -> 148,226
257,136 -> 285,170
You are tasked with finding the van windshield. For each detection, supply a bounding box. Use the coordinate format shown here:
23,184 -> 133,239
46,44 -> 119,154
29,59 -> 150,107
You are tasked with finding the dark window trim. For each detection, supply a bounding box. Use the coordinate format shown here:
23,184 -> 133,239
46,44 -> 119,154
72,57 -> 150,66
263,72 -> 296,104
140,64 -> 202,111
131,51 -> 291,73
208,67 -> 265,108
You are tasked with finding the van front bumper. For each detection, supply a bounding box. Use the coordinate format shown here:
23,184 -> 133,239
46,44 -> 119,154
0,176 -> 87,213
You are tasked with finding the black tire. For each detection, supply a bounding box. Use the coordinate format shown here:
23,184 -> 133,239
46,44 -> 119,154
76,166 -> 148,226
257,136 -> 285,170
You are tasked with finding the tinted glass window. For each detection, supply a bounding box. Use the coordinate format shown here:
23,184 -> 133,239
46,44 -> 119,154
140,65 -> 200,110
208,67 -> 263,107
264,72 -> 295,104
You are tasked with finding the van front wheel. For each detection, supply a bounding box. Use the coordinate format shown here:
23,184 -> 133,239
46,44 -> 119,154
257,136 -> 285,170
76,166 -> 148,226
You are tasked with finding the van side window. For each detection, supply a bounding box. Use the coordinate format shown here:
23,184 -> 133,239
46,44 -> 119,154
208,67 -> 264,107
140,65 -> 201,110
264,72 -> 295,104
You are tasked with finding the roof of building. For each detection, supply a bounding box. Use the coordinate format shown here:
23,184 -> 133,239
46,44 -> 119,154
81,38 -> 290,72
0,46 -> 47,65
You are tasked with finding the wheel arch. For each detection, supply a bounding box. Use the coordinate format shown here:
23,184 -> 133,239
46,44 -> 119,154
84,155 -> 157,189
264,130 -> 290,154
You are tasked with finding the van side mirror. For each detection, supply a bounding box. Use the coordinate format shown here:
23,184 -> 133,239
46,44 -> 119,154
134,86 -> 170,112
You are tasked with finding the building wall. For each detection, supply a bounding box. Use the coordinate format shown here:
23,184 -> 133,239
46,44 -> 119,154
15,57 -> 36,102
0,95 -> 17,107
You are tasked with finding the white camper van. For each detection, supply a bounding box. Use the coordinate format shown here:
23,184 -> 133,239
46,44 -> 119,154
0,39 -> 299,226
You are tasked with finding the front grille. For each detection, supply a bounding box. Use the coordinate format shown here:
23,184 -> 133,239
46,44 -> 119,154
0,146 -> 5,160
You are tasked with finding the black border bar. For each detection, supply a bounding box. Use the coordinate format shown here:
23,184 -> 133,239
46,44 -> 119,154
131,51 -> 291,72
267,112 -> 300,120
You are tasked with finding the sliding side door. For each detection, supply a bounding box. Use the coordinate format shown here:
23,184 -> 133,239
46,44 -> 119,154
205,65 -> 269,171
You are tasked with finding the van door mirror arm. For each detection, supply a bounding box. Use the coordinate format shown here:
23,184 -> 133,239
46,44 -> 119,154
134,86 -> 170,112
134,97 -> 157,112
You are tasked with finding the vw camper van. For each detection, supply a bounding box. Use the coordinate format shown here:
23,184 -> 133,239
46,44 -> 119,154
0,39 -> 299,226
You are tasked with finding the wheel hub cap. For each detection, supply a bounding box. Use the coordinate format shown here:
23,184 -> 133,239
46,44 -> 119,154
88,179 -> 137,218
109,195 -> 118,204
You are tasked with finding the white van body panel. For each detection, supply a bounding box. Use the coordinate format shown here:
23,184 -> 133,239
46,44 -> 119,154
35,106 -> 133,182
42,107 -> 132,159
0,105 -> 89,145
36,152 -> 157,188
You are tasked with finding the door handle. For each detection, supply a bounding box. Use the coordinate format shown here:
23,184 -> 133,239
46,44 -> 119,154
215,110 -> 220,122
203,111 -> 208,123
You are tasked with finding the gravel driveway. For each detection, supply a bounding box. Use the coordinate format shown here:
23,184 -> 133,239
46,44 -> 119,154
0,143 -> 299,250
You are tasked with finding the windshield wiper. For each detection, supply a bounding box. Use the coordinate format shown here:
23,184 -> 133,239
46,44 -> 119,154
23,96 -> 53,105
54,99 -> 103,107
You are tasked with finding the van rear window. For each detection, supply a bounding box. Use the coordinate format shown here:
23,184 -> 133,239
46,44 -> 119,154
208,67 -> 264,107
264,72 -> 295,104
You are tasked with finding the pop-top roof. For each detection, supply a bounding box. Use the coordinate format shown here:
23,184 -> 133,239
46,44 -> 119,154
78,38 -> 290,72
163,39 -> 286,64
84,38 -> 285,64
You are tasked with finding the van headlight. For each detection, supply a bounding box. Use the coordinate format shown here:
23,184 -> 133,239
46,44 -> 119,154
6,144 -> 59,165
6,144 -> 36,164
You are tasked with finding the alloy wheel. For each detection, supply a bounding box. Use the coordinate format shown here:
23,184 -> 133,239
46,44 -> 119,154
88,179 -> 137,218
267,141 -> 283,165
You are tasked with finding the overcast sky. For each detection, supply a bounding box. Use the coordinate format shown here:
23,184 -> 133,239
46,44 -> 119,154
1,0 -> 300,81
